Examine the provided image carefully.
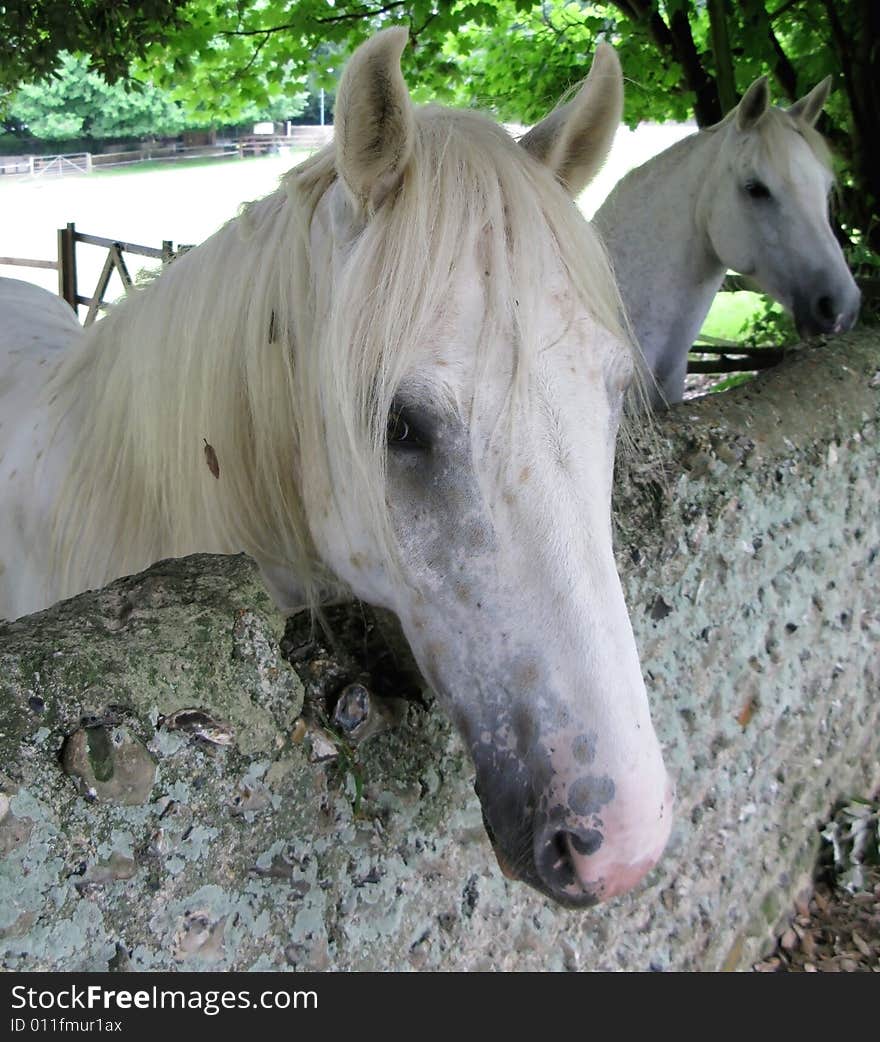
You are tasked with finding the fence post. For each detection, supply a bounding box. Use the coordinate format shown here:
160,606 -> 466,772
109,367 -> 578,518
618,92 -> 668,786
58,222 -> 78,313
85,153 -> 93,174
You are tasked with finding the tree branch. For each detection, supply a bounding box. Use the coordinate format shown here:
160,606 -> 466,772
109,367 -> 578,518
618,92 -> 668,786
822,0 -> 855,110
222,22 -> 296,38
739,0 -> 798,101
666,0 -> 722,124
609,0 -> 642,21
313,1 -> 409,26
766,26 -> 798,99
221,2 -> 409,38
410,8 -> 439,47
237,30 -> 271,80
609,1 -> 675,55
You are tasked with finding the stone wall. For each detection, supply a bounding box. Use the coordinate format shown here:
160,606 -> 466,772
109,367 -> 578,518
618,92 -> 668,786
1,331 -> 878,971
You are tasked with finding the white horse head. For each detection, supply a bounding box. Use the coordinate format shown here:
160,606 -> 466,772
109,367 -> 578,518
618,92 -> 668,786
2,30 -> 671,905
312,32 -> 672,904
699,76 -> 860,337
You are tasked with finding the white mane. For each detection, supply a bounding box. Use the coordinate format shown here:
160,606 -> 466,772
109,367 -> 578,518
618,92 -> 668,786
47,105 -> 626,608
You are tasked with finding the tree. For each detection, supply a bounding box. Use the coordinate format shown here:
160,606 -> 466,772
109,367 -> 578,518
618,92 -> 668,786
10,53 -> 193,140
0,1 -> 308,127
141,0 -> 878,254
9,55 -> 309,141
0,0 -> 188,94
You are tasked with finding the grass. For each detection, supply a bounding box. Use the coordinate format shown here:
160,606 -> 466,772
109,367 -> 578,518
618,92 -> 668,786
699,291 -> 764,342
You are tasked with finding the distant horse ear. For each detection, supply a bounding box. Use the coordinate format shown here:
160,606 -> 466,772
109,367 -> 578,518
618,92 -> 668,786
736,76 -> 771,131
788,76 -> 832,126
519,43 -> 623,197
335,27 -> 415,215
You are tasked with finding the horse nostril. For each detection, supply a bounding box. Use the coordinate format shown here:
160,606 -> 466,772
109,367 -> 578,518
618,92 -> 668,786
815,294 -> 836,324
535,826 -> 604,895
564,829 -> 604,857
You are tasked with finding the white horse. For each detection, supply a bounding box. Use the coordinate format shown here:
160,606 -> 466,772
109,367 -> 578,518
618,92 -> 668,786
595,76 -> 861,406
0,30 -> 672,906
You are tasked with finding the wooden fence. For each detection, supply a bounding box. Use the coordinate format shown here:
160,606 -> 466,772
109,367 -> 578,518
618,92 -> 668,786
0,128 -> 334,178
90,144 -> 236,169
0,254 -> 58,274
0,145 -> 236,177
1,223 -> 185,325
238,127 -> 333,156
58,223 -> 183,325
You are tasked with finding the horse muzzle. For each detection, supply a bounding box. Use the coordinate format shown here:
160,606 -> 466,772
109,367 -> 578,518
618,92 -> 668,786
793,282 -> 861,338
475,762 -> 674,908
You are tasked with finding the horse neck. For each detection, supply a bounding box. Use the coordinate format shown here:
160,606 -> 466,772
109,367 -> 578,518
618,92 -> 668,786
595,131 -> 728,381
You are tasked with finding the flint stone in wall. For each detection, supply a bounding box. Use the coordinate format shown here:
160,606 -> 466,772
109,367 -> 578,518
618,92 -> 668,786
1,331 -> 878,971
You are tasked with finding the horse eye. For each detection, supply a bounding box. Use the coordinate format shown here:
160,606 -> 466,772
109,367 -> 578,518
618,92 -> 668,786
744,179 -> 771,200
387,408 -> 428,451
388,412 -> 410,443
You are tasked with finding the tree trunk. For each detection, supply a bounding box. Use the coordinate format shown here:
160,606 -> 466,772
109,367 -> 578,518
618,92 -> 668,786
707,0 -> 737,113
824,0 -> 880,254
611,0 -> 722,125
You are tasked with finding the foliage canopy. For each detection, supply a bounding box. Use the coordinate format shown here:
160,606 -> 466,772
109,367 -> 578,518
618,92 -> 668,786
1,1 -> 877,254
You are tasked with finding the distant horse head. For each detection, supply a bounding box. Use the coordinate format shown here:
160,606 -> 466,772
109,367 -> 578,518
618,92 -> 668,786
9,30 -> 672,906
699,76 -> 860,338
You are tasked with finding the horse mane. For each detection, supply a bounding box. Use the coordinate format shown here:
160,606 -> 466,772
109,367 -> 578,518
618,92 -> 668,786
47,104 -> 627,609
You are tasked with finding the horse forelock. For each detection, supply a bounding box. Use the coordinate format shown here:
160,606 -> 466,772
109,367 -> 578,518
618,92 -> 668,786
710,104 -> 833,186
46,103 -> 629,610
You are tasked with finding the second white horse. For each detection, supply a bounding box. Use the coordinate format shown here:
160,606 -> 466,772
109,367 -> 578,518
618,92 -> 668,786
595,76 -> 860,406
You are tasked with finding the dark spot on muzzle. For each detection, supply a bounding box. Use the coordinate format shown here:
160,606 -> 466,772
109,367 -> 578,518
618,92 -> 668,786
571,732 -> 598,765
568,774 -> 615,816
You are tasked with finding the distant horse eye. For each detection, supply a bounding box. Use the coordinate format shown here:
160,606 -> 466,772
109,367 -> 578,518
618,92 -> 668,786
744,179 -> 771,200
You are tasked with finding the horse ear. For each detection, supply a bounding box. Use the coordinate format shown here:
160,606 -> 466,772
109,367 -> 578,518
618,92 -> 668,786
736,76 -> 770,131
788,76 -> 832,126
334,28 -> 415,215
519,43 -> 623,196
